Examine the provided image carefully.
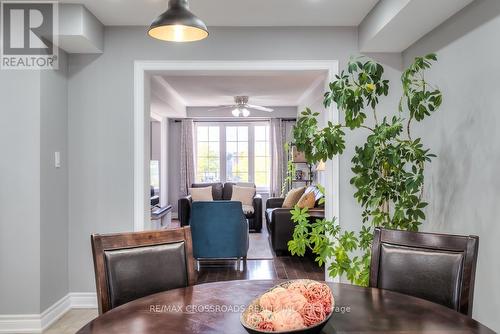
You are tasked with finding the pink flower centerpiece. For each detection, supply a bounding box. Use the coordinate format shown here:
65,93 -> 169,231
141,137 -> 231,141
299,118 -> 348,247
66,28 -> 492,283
241,279 -> 335,333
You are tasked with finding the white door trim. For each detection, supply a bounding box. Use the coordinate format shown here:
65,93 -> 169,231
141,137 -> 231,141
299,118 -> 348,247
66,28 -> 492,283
133,60 -> 339,233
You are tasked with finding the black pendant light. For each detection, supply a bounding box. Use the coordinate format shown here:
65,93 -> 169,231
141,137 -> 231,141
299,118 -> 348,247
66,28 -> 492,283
148,0 -> 209,42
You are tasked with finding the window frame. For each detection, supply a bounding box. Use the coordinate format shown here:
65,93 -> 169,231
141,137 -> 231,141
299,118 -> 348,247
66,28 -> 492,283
194,121 -> 271,192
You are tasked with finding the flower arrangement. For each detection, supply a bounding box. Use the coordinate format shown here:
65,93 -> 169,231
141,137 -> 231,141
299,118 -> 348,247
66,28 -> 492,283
241,280 -> 334,333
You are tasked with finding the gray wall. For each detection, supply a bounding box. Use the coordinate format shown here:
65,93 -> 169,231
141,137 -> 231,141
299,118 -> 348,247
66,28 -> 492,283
150,120 -> 161,161
40,51 -> 69,311
0,50 -> 69,315
403,0 -> 500,331
67,26 -> 404,293
0,71 -> 41,314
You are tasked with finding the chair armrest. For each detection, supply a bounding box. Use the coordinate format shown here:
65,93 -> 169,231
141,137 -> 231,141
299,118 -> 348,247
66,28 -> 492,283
178,195 -> 192,227
270,208 -> 295,252
266,197 -> 285,209
252,195 -> 263,231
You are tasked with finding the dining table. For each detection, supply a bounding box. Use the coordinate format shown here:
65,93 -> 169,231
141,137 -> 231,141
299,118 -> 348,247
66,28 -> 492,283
77,280 -> 494,333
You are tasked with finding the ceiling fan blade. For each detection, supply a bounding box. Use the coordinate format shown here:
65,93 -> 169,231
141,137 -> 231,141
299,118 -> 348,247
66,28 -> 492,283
207,105 -> 236,112
246,104 -> 274,112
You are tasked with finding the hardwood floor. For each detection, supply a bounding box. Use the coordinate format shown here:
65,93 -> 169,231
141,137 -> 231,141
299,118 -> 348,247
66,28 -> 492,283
44,309 -> 98,334
197,257 -> 324,283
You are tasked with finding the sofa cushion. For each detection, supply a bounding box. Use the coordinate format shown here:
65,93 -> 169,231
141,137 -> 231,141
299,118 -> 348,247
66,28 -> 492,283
191,182 -> 223,200
282,187 -> 306,208
304,186 -> 324,207
266,208 -> 277,222
297,191 -> 316,209
222,183 -> 234,200
231,185 -> 256,206
189,186 -> 213,201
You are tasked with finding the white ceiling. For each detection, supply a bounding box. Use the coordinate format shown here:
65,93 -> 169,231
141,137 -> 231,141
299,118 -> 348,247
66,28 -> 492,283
153,70 -> 327,107
359,0 -> 474,52
60,0 -> 379,26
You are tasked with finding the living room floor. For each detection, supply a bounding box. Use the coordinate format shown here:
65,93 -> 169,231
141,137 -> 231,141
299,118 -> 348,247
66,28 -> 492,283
197,219 -> 324,282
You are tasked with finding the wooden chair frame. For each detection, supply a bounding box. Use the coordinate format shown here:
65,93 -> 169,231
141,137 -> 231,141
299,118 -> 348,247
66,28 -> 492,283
370,227 -> 479,316
91,226 -> 196,314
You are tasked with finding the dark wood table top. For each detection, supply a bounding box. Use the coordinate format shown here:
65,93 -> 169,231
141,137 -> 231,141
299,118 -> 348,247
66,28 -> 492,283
77,280 -> 494,334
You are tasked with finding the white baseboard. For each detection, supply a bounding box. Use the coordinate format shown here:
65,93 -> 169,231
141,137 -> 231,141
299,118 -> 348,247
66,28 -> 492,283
0,293 -> 97,334
0,314 -> 42,334
68,292 -> 97,309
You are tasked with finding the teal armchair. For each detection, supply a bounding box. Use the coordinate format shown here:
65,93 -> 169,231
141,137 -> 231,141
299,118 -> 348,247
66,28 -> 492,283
189,201 -> 249,265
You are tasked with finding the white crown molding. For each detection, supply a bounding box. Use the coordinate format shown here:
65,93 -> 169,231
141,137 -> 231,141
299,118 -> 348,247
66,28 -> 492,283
0,293 -> 97,333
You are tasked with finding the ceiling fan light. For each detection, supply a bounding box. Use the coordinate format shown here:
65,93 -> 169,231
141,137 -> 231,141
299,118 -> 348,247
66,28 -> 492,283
231,108 -> 240,117
241,108 -> 250,117
148,0 -> 209,42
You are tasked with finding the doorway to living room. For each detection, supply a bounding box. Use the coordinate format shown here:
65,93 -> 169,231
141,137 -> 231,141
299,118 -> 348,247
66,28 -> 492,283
134,61 -> 339,273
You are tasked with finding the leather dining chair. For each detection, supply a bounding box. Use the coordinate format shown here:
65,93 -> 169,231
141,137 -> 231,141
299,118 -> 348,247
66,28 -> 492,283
91,227 -> 196,314
369,227 -> 479,316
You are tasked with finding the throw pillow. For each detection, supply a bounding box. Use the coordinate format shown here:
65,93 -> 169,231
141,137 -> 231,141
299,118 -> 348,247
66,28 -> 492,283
189,186 -> 213,201
242,205 -> 255,215
297,191 -> 316,209
282,187 -> 306,208
231,185 -> 256,206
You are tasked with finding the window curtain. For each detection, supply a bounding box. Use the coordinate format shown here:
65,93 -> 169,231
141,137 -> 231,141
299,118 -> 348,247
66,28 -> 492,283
180,119 -> 195,195
270,118 -> 285,197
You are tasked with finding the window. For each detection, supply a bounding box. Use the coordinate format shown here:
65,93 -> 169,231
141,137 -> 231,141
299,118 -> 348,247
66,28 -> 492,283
196,125 -> 220,182
150,160 -> 160,190
194,122 -> 271,190
226,126 -> 249,182
254,125 -> 270,187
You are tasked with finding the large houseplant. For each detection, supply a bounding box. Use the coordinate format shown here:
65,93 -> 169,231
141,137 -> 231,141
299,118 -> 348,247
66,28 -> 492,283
287,54 -> 442,285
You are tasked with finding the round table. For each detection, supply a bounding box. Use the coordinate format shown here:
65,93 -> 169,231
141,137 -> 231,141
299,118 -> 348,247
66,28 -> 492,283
77,280 -> 494,333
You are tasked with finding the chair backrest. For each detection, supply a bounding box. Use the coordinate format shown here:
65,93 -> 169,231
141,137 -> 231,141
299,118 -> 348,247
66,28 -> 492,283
370,227 -> 479,316
190,201 -> 248,259
91,227 -> 195,314
191,182 -> 223,200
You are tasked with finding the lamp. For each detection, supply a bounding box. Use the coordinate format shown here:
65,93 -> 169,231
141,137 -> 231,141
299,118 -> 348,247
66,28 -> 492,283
148,0 -> 209,42
316,160 -> 326,171
241,108 -> 250,117
231,108 -> 240,117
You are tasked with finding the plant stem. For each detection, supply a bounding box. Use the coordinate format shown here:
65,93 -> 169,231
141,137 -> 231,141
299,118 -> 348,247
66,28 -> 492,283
407,116 -> 413,141
419,161 -> 425,201
360,125 -> 375,132
341,124 -> 375,132
373,107 -> 379,125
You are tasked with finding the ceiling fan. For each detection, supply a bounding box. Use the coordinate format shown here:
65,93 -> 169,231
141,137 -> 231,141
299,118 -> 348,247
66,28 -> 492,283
208,96 -> 274,117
